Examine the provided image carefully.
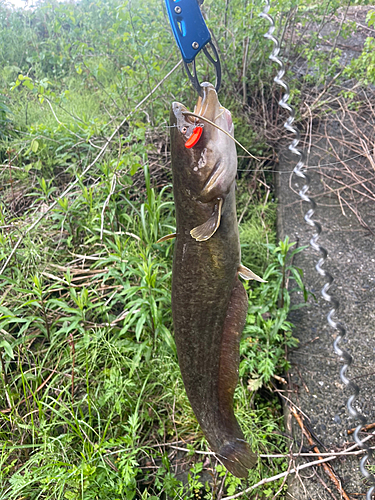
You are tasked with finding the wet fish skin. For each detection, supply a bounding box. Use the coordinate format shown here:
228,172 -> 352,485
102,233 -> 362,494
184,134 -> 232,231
170,82 -> 257,478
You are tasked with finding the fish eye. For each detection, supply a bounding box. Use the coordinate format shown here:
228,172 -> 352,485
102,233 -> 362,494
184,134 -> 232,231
181,126 -> 188,134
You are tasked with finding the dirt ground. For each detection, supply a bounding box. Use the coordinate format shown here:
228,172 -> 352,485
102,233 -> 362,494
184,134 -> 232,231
276,5 -> 375,499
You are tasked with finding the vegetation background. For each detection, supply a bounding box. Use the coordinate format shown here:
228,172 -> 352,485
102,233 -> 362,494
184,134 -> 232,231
0,0 -> 373,498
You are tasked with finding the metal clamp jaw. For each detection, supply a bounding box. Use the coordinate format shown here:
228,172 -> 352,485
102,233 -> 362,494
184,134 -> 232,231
165,0 -> 221,95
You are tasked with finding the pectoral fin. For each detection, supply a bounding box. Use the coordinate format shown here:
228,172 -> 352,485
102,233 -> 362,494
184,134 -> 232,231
190,198 -> 223,242
238,264 -> 266,283
156,233 -> 176,243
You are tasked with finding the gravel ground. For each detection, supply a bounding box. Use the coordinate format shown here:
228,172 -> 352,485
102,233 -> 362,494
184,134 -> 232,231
276,6 -> 375,499
278,148 -> 375,499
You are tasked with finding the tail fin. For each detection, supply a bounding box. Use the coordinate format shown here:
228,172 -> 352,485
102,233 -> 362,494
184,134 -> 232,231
217,439 -> 257,478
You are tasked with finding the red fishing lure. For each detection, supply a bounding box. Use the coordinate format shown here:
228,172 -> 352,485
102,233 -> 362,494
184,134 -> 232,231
185,126 -> 203,148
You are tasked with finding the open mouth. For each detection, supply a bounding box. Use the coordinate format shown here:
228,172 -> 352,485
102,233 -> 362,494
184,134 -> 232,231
180,83 -> 233,135
172,102 -> 193,119
194,83 -> 219,122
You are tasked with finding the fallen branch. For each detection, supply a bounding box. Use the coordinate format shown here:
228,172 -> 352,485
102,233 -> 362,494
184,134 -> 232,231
220,456 -> 343,500
291,406 -> 351,500
168,444 -> 375,459
348,422 -> 375,436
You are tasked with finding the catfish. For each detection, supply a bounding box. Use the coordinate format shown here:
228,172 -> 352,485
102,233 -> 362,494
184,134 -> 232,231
168,82 -> 263,478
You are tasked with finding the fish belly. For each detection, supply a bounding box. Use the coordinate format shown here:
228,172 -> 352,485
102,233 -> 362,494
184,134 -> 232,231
215,277 -> 257,476
172,239 -> 257,477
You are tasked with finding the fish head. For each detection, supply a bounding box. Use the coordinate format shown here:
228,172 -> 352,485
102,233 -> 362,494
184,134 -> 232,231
170,82 -> 237,202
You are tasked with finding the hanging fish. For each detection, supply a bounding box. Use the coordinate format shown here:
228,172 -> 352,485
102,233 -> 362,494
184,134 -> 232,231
165,82 -> 264,478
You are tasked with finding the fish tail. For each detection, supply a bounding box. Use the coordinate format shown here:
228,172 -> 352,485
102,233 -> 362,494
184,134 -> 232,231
218,439 -> 257,478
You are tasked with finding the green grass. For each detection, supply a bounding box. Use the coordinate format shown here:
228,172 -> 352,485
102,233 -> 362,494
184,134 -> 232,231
239,202 -> 277,277
0,156 -> 307,498
9,85 -> 104,131
0,0 -> 339,496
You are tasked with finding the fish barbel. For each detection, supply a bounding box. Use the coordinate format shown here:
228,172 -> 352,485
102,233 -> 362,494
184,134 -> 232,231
169,82 -> 263,477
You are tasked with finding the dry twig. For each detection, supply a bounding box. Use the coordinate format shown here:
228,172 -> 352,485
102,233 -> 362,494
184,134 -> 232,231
291,406 -> 351,500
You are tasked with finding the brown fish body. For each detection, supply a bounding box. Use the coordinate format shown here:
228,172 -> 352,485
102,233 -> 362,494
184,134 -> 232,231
170,83 -> 258,477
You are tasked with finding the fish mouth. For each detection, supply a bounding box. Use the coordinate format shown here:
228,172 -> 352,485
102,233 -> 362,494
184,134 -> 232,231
194,82 -> 220,122
172,102 -> 195,123
194,82 -> 233,134
171,101 -> 198,141
172,83 -> 233,135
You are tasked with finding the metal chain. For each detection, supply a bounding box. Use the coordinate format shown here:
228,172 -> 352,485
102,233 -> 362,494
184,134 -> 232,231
259,1 -> 375,498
